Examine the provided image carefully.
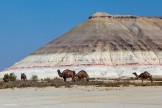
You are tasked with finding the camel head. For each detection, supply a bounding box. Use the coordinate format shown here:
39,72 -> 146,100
57,69 -> 63,77
75,73 -> 78,77
132,72 -> 138,79
74,73 -> 79,80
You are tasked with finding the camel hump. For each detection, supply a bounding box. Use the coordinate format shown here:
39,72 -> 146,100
80,70 -> 89,76
64,69 -> 69,71
63,69 -> 70,73
21,73 -> 26,76
80,70 -> 87,73
64,69 -> 74,72
143,71 -> 151,75
144,71 -> 148,73
62,69 -> 75,75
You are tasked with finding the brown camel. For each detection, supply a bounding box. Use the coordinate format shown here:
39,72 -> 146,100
75,70 -> 89,81
132,71 -> 153,83
21,73 -> 27,81
57,69 -> 76,82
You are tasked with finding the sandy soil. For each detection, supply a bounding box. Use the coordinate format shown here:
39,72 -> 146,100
0,86 -> 162,108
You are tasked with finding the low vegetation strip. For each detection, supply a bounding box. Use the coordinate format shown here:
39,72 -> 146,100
0,78 -> 162,89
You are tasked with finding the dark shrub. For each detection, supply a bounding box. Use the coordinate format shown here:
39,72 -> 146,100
31,75 -> 38,82
9,73 -> 17,81
3,74 -> 10,82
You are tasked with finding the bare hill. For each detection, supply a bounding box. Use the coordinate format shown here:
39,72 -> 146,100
1,12 -> 162,79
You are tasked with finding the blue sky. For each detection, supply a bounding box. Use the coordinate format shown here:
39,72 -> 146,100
0,0 -> 162,71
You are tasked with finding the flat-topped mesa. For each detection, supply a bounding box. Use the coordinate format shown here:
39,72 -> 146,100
31,12 -> 162,55
89,12 -> 162,19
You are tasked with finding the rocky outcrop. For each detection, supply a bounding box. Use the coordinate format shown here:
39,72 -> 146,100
1,12 -> 162,79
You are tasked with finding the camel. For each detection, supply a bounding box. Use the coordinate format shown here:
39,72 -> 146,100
132,71 -> 153,83
21,73 -> 27,81
75,70 -> 89,81
57,69 -> 76,82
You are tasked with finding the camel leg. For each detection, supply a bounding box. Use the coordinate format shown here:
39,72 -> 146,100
78,77 -> 81,81
150,76 -> 153,83
73,76 -> 75,82
63,77 -> 66,82
142,78 -> 143,83
72,77 -> 75,82
64,78 -> 66,82
81,78 -> 84,82
86,77 -> 89,81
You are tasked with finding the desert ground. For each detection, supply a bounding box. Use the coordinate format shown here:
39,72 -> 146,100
0,86 -> 162,108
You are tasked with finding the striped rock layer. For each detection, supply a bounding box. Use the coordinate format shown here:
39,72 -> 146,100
1,12 -> 162,79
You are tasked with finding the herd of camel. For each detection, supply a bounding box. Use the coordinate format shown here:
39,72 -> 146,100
8,69 -> 153,83
57,69 -> 153,83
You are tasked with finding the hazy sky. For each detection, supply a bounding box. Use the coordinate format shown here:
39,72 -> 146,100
0,0 -> 162,71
